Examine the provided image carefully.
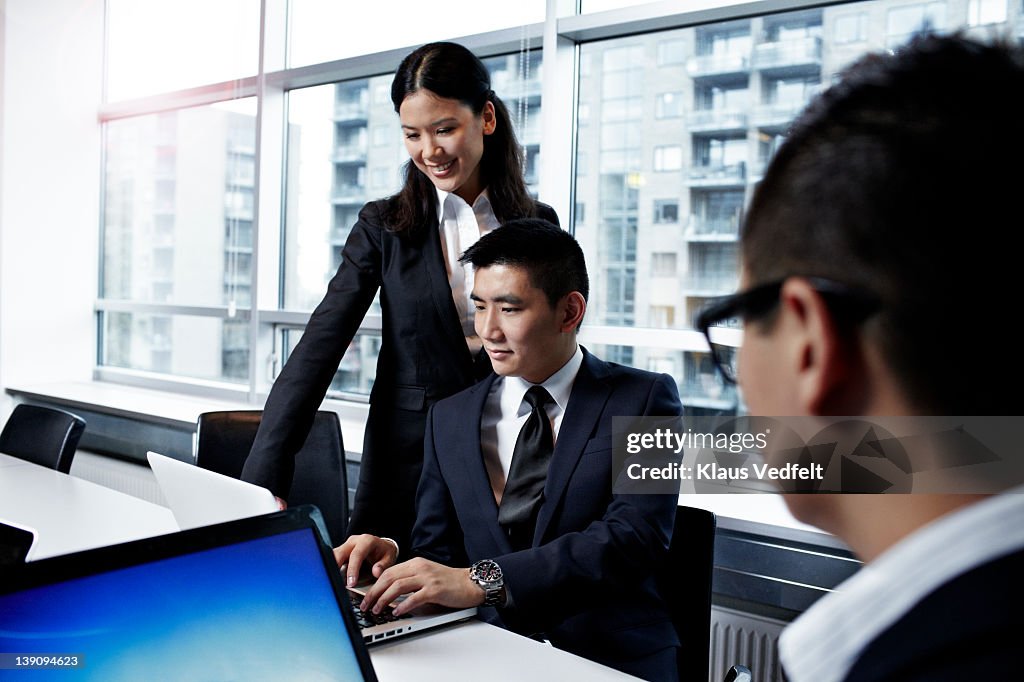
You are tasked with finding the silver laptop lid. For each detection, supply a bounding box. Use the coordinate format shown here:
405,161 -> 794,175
147,451 -> 279,530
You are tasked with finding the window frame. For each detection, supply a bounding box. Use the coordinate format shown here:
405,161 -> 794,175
96,0 -> 974,408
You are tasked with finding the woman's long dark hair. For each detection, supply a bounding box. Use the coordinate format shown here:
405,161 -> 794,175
383,42 -> 536,234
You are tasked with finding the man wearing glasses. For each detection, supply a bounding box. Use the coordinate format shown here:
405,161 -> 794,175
698,35 -> 1024,681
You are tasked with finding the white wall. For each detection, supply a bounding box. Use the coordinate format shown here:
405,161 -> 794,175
0,0 -> 104,421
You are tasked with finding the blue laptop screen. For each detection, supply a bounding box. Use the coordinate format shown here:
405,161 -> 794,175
0,529 -> 365,681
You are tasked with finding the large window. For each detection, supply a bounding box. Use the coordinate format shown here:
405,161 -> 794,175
96,0 -> 1021,410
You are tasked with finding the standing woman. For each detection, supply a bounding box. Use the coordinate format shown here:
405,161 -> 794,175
242,42 -> 558,552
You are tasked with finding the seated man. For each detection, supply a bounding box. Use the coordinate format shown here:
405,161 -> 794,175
336,218 -> 682,680
721,35 -> 1024,681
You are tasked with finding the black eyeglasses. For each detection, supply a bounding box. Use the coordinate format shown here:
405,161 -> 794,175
695,277 -> 882,385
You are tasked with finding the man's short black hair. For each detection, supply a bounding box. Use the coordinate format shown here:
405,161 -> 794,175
460,218 -> 589,308
743,34 -> 1024,414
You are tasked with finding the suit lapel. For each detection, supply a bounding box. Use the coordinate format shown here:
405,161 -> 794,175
420,211 -> 475,365
457,373 -> 514,555
533,350 -> 611,544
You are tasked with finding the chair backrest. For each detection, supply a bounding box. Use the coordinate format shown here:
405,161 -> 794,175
0,404 -> 86,474
195,410 -> 348,545
659,505 -> 717,682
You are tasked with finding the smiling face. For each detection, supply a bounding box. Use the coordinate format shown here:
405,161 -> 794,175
399,89 -> 495,204
472,264 -> 582,384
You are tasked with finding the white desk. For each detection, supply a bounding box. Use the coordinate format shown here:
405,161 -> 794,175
369,620 -> 640,681
0,452 -> 178,559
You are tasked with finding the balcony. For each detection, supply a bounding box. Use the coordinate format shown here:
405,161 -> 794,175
687,52 -> 750,79
753,36 -> 822,76
752,100 -> 806,130
687,162 -> 746,187
332,184 -> 366,205
334,102 -> 369,124
332,145 -> 368,164
685,217 -> 739,241
687,108 -> 748,134
685,273 -> 739,296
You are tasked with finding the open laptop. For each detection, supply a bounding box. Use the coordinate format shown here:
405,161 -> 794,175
0,508 -> 377,680
147,451 -> 280,531
147,452 -> 476,645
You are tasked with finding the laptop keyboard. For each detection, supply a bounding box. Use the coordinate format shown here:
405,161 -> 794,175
349,592 -> 411,629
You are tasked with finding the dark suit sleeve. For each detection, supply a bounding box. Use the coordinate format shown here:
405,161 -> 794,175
241,202 -> 384,498
409,405 -> 469,566
496,374 -> 681,633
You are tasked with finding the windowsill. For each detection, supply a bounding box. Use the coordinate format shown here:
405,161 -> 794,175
4,380 -> 369,457
682,493 -> 847,551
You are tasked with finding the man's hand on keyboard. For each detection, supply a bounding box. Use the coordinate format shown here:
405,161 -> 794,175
360,558 -> 484,617
333,534 -> 398,588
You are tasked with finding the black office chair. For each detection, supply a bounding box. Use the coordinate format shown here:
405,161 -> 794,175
0,404 -> 86,474
658,505 -> 717,682
195,410 -> 348,545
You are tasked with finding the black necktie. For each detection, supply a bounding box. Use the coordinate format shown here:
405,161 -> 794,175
498,386 -> 555,550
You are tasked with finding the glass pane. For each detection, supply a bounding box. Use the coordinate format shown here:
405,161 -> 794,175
102,100 -> 257,308
106,0 -> 260,101
102,312 -> 249,383
282,51 -> 543,311
586,342 -> 739,415
283,328 -> 382,397
288,1 -> 545,68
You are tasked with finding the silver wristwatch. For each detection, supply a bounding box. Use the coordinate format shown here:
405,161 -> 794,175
469,559 -> 505,607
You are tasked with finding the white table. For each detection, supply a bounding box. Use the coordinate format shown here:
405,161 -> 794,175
369,620 -> 640,681
0,452 -> 178,559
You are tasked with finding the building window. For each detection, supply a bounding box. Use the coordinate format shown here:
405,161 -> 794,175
651,252 -> 677,276
887,2 -> 947,42
834,13 -> 868,44
649,305 -> 676,328
695,83 -> 750,111
968,0 -> 1007,25
653,200 -> 679,223
657,39 -> 686,65
654,145 -> 683,171
695,22 -> 752,57
656,92 -> 684,118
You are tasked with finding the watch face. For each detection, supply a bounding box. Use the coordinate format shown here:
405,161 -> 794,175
473,560 -> 502,582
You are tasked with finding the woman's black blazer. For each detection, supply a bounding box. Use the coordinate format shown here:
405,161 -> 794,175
242,198 -> 559,549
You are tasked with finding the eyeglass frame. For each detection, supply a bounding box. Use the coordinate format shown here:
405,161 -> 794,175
695,276 -> 883,385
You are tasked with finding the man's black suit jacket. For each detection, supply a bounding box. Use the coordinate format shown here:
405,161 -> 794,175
412,349 -> 681,678
242,198 -> 558,550
841,547 -> 1024,681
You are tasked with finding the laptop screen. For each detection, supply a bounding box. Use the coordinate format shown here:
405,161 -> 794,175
0,511 -> 375,681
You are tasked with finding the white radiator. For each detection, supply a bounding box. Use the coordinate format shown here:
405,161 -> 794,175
69,450 -> 167,506
709,605 -> 787,682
